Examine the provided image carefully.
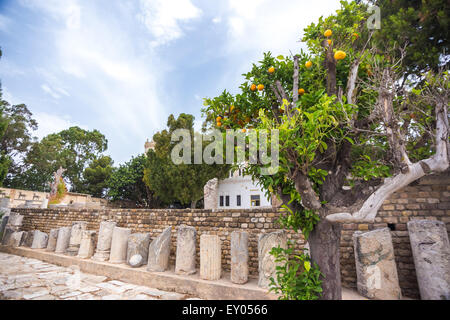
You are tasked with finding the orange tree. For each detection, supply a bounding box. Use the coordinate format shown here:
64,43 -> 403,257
202,1 -> 449,299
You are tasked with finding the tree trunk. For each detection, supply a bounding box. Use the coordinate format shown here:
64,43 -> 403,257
308,217 -> 342,300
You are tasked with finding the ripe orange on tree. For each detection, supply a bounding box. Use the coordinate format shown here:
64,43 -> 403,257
216,116 -> 222,122
327,39 -> 332,45
334,50 -> 346,60
324,29 -> 332,37
250,84 -> 257,91
257,84 -> 264,91
268,66 -> 275,74
305,61 -> 312,68
298,88 -> 305,95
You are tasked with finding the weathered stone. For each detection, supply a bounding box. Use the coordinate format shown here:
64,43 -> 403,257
66,221 -> 88,256
54,227 -> 71,254
407,220 -> 450,300
8,212 -> 23,230
200,234 -> 221,280
0,197 -> 10,208
353,228 -> 401,300
1,227 -> 14,245
92,221 -> 116,261
46,229 -> 59,252
31,230 -> 49,249
21,230 -> 35,247
10,231 -> 25,247
258,230 -> 287,288
231,231 -> 249,284
147,226 -> 172,272
175,225 -> 197,275
0,215 -> 9,237
109,226 -> 131,264
126,233 -> 150,267
203,178 -> 219,209
77,230 -> 96,259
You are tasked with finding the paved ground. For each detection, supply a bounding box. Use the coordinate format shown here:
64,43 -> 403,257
0,252 -> 201,300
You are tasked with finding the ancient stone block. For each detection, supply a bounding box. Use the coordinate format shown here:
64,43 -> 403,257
8,212 -> 23,230
231,231 -> 249,284
407,220 -> 450,300
0,215 -> 9,237
200,234 -> 221,280
92,221 -> 116,261
147,226 -> 172,272
54,227 -> 71,253
31,230 -> 49,249
77,230 -> 96,259
46,229 -> 59,252
66,221 -> 88,256
21,230 -> 35,247
258,230 -> 287,288
175,225 -> 197,275
353,228 -> 401,300
10,231 -> 25,247
109,226 -> 131,264
126,233 -> 151,267
204,178 -> 219,209
1,227 -> 14,245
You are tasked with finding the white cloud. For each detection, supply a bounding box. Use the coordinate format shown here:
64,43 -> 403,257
0,14 -> 12,32
41,84 -> 61,99
212,17 -> 222,24
137,0 -> 202,47
33,112 -> 86,139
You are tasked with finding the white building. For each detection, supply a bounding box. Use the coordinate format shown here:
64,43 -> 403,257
204,169 -> 273,209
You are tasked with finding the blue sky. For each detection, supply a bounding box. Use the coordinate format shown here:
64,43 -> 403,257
0,0 -> 341,165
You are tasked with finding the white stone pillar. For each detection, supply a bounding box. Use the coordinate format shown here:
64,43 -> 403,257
46,229 -> 59,252
10,231 -> 25,247
258,230 -> 287,288
231,231 -> 249,284
109,226 -> 131,264
126,233 -> 151,267
200,234 -> 222,280
407,220 -> 450,300
31,230 -> 49,249
77,230 -> 96,259
147,226 -> 172,272
203,178 -> 219,209
175,225 -> 197,275
66,221 -> 88,256
353,228 -> 401,300
54,227 -> 71,254
92,221 -> 116,261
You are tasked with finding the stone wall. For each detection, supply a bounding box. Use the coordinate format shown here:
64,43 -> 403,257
14,207 -> 305,277
11,171 -> 450,298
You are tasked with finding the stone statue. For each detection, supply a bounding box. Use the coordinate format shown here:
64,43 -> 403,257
50,166 -> 66,199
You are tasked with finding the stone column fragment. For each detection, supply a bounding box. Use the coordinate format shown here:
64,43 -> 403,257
21,231 -> 34,247
92,221 -> 116,261
77,230 -> 96,259
200,234 -> 221,280
66,221 -> 88,256
175,225 -> 197,275
147,226 -> 172,272
1,227 -> 13,245
8,213 -> 23,231
126,233 -> 151,267
258,230 -> 287,288
54,227 -> 71,253
231,231 -> 249,284
31,230 -> 49,249
46,229 -> 59,252
353,228 -> 401,300
407,220 -> 450,300
10,231 -> 25,247
109,226 -> 131,264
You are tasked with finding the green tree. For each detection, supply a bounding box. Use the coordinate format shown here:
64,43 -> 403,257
12,126 -> 108,192
107,154 -> 154,207
0,105 -> 10,186
80,155 -> 114,197
144,113 -> 229,208
202,1 -> 449,299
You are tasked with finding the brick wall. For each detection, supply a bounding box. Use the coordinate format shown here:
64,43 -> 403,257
11,171 -> 450,298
